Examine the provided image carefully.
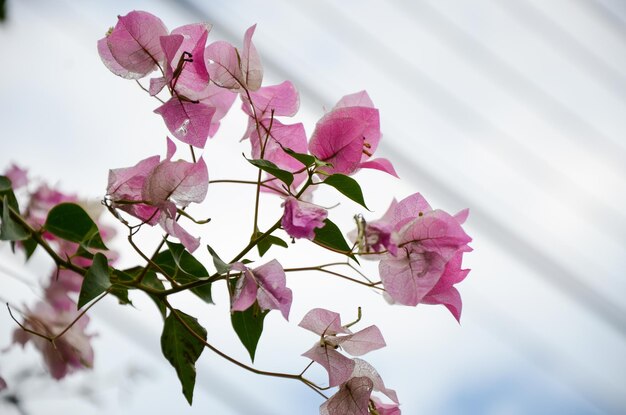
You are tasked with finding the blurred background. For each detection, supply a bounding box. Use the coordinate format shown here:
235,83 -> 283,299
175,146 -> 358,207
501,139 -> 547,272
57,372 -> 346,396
0,0 -> 625,414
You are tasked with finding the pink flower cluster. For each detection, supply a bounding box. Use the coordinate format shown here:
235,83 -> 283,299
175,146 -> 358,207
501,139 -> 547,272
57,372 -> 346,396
107,138 -> 207,252
353,193 -> 471,322
3,165 -> 119,380
300,309 -> 400,414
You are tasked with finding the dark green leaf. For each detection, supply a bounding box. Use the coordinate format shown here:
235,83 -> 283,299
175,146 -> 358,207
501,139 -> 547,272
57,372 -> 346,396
161,309 -> 207,405
0,176 -> 12,193
0,176 -> 19,214
0,196 -> 29,241
231,302 -> 268,362
109,285 -> 132,305
142,271 -> 166,318
154,243 -> 212,304
322,174 -> 369,210
206,244 -> 229,274
113,267 -> 159,315
246,158 -> 294,186
78,253 -> 111,309
257,234 -> 288,257
313,218 -> 357,262
280,146 -> 316,168
44,203 -> 107,250
21,237 -> 38,259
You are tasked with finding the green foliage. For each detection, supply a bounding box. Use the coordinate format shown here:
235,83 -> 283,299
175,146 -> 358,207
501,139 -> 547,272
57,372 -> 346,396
313,218 -> 357,262
231,302 -> 269,362
206,244 -> 229,274
246,158 -> 294,187
78,253 -> 111,309
0,177 -> 28,242
322,174 -> 369,210
0,196 -> 29,241
155,242 -> 212,303
141,270 -> 166,318
281,146 -> 316,168
255,230 -> 288,257
161,309 -> 207,405
44,203 -> 107,250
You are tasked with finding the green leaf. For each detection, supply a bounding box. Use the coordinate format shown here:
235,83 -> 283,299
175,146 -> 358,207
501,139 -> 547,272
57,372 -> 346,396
0,196 -> 29,241
78,253 -> 111,309
109,285 -> 132,305
231,302 -> 268,363
313,218 -> 357,262
44,203 -> 107,250
280,146 -> 316,168
322,174 -> 369,210
142,271 -> 166,318
161,309 -> 207,405
154,242 -> 212,303
246,158 -> 294,187
0,176 -> 12,192
22,237 -> 38,259
113,267 -> 159,315
206,244 -> 229,274
0,176 -> 20,213
257,233 -> 288,257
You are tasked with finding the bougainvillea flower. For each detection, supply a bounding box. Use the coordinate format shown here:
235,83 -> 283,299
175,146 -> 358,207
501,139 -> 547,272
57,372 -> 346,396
98,11 -> 168,80
421,249 -> 471,322
320,359 -> 400,415
250,120 -> 308,172
371,397 -> 401,415
169,24 -> 211,97
281,196 -> 328,240
107,155 -> 161,224
320,376 -> 373,415
242,80 -> 299,121
205,40 -> 243,90
150,23 -> 212,99
154,97 -> 216,149
358,193 -> 471,319
13,302 -> 94,380
200,83 -> 237,138
308,92 -> 397,177
299,308 -> 386,387
107,139 -> 208,252
205,24 -> 262,92
241,24 -> 263,91
349,199 -> 400,257
230,260 -> 293,320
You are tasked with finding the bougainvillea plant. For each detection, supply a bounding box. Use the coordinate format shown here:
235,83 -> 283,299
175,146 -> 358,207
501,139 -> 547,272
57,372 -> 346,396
0,10 -> 472,414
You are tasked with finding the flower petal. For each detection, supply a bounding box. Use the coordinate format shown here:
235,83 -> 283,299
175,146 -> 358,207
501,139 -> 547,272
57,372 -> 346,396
241,24 -> 263,91
154,97 -> 216,148
320,376 -> 374,415
105,11 -> 168,78
302,344 -> 355,387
